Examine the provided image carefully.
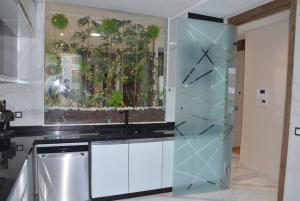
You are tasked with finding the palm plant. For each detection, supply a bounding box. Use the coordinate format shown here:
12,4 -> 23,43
97,18 -> 122,96
72,16 -> 98,96
124,24 -> 150,106
49,14 -> 69,76
118,20 -> 131,97
146,25 -> 160,106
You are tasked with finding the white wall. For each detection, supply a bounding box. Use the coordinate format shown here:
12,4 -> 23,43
283,2 -> 300,200
165,18 -> 177,122
240,20 -> 289,181
0,0 -> 45,126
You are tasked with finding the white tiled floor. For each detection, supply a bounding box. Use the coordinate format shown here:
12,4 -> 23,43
124,154 -> 278,201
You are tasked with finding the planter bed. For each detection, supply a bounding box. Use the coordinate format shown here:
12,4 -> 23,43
45,107 -> 165,124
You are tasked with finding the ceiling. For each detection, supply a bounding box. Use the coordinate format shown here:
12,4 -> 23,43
48,0 -> 273,19
191,0 -> 273,18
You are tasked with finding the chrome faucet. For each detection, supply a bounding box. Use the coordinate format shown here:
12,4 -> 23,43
120,110 -> 130,135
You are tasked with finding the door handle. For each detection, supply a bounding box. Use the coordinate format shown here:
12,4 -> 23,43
235,106 -> 239,111
39,152 -> 87,159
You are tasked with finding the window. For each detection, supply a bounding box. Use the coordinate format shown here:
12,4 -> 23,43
44,3 -> 167,124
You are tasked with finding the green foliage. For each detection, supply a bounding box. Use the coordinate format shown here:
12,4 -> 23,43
80,96 -> 94,107
46,14 -> 164,108
51,14 -> 69,30
107,90 -> 123,107
78,16 -> 90,27
54,40 -> 70,52
45,49 -> 62,75
92,93 -> 105,107
45,94 -> 60,106
98,18 -> 121,35
146,25 -> 160,39
72,31 -> 87,42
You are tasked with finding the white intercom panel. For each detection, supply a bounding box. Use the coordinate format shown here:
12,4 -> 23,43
257,89 -> 268,107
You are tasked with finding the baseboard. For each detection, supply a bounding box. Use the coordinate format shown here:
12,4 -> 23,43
92,187 -> 172,201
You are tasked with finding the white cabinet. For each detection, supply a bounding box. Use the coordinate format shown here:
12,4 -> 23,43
129,140 -> 163,193
162,140 -> 174,188
91,137 -> 174,198
91,141 -> 129,198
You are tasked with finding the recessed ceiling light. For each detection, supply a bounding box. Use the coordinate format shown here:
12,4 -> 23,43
90,33 -> 101,37
60,33 -> 64,36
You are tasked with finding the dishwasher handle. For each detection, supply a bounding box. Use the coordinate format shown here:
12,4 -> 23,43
37,145 -> 88,154
39,152 -> 88,159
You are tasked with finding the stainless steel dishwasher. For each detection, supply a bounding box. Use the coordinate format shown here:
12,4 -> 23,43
37,143 -> 89,201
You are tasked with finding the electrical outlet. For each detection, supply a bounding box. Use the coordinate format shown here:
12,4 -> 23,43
15,112 -> 22,118
295,127 -> 300,136
16,145 -> 23,151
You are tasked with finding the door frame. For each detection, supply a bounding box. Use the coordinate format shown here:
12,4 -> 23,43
228,0 -> 297,201
233,41 -> 246,149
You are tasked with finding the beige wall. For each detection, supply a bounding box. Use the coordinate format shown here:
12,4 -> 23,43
233,50 -> 245,148
240,20 -> 289,181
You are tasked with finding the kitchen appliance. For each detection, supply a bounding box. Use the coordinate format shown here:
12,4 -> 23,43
0,100 -> 17,169
0,100 -> 15,136
37,143 -> 89,201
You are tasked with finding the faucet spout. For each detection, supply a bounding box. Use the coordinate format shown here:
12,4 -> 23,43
120,110 -> 130,135
124,110 -> 129,128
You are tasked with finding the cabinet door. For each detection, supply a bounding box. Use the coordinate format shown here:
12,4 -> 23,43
91,141 -> 129,198
129,140 -> 162,193
162,140 -> 174,188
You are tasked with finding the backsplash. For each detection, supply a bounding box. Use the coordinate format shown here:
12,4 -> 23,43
0,19 -> 18,79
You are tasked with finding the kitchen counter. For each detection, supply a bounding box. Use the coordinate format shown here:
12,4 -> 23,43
33,130 -> 174,144
0,123 -> 174,200
0,178 -> 15,201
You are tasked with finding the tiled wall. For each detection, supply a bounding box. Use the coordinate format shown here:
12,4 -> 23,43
0,1 -> 45,126
0,19 -> 17,78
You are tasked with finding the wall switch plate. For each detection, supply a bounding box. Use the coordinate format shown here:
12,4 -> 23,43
15,112 -> 22,118
295,127 -> 300,136
257,89 -> 267,99
260,89 -> 265,94
257,89 -> 268,107
16,145 -> 23,151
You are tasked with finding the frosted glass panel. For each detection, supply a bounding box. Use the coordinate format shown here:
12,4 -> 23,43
173,16 -> 236,196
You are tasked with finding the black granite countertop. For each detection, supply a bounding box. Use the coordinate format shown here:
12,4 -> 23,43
0,123 -> 174,200
2,123 -> 174,144
33,130 -> 174,144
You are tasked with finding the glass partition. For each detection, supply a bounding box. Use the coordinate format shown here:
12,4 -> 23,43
173,15 -> 236,195
44,3 -> 167,124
